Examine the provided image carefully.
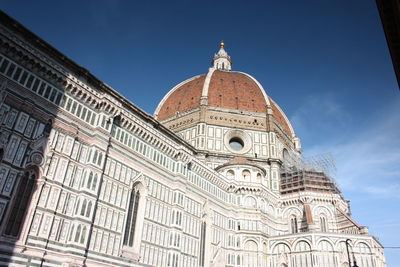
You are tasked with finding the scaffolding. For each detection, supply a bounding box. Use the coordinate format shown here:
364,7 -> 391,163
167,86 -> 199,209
281,150 -> 341,195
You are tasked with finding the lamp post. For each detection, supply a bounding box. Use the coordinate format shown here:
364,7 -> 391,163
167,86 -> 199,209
346,239 -> 359,267
82,114 -> 121,266
346,239 -> 352,267
352,252 -> 359,267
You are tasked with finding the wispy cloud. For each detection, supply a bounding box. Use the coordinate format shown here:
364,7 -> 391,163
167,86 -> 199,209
292,95 -> 400,199
290,93 -> 352,143
363,184 -> 400,198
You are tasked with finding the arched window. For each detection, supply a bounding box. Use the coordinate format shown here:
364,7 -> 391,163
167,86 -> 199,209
80,226 -> 87,244
242,169 -> 251,180
80,199 -> 87,216
80,171 -> 87,187
290,216 -> 298,234
237,236 -> 241,247
226,169 -> 235,178
75,200 -> 81,215
68,225 -> 75,241
260,199 -> 266,212
121,182 -> 147,260
86,201 -> 92,217
87,171 -> 93,189
282,148 -> 291,168
4,170 -> 36,237
320,216 -> 327,232
92,150 -> 98,164
283,148 -> 289,160
74,225 -> 82,243
97,153 -> 103,165
92,174 -> 98,190
123,186 -> 141,247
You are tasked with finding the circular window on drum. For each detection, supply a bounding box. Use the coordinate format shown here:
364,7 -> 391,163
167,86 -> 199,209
224,129 -> 252,154
229,137 -> 244,151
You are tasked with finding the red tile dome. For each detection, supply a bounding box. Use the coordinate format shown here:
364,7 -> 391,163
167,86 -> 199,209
207,71 -> 267,113
154,43 -> 295,139
155,70 -> 294,137
155,74 -> 206,120
156,70 -> 268,120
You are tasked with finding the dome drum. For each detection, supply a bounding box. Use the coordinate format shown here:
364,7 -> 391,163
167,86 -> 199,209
216,158 -> 267,184
154,43 -> 299,157
155,75 -> 296,144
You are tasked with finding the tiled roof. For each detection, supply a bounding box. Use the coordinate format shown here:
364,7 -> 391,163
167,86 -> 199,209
207,71 -> 267,112
156,70 -> 293,137
157,74 -> 206,120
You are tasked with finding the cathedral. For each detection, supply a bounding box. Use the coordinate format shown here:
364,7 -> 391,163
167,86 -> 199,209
0,11 -> 386,267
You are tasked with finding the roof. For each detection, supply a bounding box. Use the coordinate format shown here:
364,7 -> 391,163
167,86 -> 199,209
207,71 -> 267,113
269,97 -> 293,138
155,69 -> 295,137
156,74 -> 206,120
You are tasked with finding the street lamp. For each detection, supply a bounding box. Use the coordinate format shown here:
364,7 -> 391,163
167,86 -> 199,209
82,114 -> 121,266
346,239 -> 352,267
352,252 -> 359,267
345,239 -> 359,267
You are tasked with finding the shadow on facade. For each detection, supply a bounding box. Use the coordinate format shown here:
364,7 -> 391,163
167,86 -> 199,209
0,10 -> 147,267
0,49 -> 61,266
0,10 -> 86,266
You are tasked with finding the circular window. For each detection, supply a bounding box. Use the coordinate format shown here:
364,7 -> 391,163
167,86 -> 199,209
224,129 -> 252,154
229,137 -> 244,151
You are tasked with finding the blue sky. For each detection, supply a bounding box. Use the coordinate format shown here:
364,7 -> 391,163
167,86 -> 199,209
2,0 -> 399,265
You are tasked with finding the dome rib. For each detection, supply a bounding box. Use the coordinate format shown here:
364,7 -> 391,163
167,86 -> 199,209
155,74 -> 206,120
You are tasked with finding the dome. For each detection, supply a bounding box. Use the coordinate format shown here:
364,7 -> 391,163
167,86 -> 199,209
156,70 -> 268,119
154,43 -> 296,140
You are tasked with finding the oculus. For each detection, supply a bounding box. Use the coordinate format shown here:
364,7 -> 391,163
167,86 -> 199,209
229,137 -> 244,151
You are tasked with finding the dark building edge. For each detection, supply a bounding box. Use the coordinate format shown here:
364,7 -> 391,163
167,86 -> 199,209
376,0 -> 400,89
